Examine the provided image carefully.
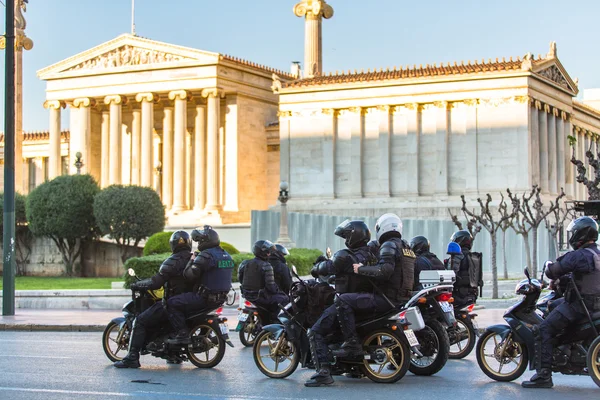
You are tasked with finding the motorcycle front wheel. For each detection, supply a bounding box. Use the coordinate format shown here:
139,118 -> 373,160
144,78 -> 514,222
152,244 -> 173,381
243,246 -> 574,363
253,330 -> 299,379
448,317 -> 476,359
587,335 -> 600,388
186,323 -> 226,368
476,329 -> 528,382
409,319 -> 450,376
360,328 -> 410,383
102,321 -> 130,362
239,314 -> 261,347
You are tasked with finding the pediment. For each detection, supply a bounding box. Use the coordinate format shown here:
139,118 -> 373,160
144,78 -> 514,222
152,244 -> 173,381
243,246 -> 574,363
532,59 -> 578,95
38,34 -> 220,79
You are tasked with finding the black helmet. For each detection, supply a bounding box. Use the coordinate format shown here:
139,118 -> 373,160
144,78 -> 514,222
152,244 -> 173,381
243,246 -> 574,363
272,244 -> 290,261
191,225 -> 220,251
170,231 -> 192,253
334,219 -> 371,249
410,236 -> 430,255
568,216 -> 599,250
451,230 -> 473,250
253,239 -> 275,260
367,240 -> 380,257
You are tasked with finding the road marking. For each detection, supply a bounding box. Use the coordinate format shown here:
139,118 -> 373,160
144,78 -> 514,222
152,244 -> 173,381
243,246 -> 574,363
0,387 -> 320,399
0,355 -> 72,359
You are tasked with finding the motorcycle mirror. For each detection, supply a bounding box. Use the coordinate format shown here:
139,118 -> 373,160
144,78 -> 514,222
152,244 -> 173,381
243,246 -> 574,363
326,247 -> 332,259
128,268 -> 136,277
292,265 -> 298,275
542,261 -> 551,280
524,267 -> 531,281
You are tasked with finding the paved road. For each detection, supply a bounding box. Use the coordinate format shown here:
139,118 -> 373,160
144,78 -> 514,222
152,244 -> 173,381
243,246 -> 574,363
0,330 -> 597,400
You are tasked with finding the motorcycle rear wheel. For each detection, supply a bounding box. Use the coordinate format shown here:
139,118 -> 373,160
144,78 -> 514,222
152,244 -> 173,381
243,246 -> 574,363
186,324 -> 226,368
239,314 -> 261,347
360,328 -> 410,383
476,329 -> 528,382
409,319 -> 450,376
587,335 -> 600,388
253,330 -> 299,379
448,317 -> 476,359
102,321 -> 130,362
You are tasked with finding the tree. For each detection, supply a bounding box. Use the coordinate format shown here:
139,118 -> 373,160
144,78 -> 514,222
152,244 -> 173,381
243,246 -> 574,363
497,193 -> 516,280
507,185 -> 564,276
0,192 -> 32,275
460,194 -> 513,299
94,185 -> 165,264
26,174 -> 100,276
570,134 -> 600,200
544,198 -> 576,259
447,207 -> 482,239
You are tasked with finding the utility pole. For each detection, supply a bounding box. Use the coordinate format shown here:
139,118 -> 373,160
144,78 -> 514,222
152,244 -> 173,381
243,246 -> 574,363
2,0 -> 16,316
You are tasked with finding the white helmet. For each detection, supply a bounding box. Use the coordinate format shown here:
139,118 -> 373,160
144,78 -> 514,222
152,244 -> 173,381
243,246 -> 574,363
375,213 -> 403,242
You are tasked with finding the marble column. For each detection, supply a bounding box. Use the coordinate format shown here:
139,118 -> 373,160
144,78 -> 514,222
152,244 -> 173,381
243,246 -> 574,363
556,110 -> 566,194
530,100 -> 541,187
162,107 -> 174,208
136,93 -> 158,188
73,97 -> 95,175
322,108 -> 337,199
202,89 -> 222,212
539,103 -> 549,193
405,103 -> 420,195
194,105 -> 207,211
548,108 -> 558,194
279,111 -> 292,187
130,108 -> 141,186
104,95 -> 126,185
435,101 -> 449,194
293,1 -> 334,78
169,90 -> 189,212
43,100 -> 65,179
377,105 -> 391,197
349,107 -> 364,197
100,111 -> 110,187
464,100 -> 479,191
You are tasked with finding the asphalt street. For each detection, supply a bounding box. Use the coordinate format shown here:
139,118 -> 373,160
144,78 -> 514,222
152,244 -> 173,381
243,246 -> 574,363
0,329 -> 597,400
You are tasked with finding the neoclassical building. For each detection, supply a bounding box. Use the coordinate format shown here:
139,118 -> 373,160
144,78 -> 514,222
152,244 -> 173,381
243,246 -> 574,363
34,33 -> 292,225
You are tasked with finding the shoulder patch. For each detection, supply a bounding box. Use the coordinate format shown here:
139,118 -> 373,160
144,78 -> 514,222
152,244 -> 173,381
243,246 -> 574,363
402,249 -> 416,258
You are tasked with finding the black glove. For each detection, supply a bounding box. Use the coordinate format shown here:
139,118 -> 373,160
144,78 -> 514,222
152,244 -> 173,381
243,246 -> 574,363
314,255 -> 328,265
311,265 -> 320,278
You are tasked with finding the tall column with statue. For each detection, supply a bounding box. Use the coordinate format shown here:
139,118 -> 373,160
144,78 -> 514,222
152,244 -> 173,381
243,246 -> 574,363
294,0 -> 333,78
0,0 -> 33,192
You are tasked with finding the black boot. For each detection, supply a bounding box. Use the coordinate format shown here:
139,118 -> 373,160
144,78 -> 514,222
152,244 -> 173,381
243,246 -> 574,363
304,365 -> 334,387
331,337 -> 363,358
521,368 -> 554,388
166,329 -> 191,345
114,348 -> 141,368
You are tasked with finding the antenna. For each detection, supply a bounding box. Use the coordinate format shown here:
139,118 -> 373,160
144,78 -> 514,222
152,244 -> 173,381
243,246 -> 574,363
131,0 -> 136,35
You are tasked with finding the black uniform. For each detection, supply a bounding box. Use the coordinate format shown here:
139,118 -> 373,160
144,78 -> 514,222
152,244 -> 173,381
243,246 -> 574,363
447,248 -> 483,308
238,257 -> 289,320
413,251 -> 445,291
268,253 -> 293,295
129,250 -> 193,350
166,246 -> 234,334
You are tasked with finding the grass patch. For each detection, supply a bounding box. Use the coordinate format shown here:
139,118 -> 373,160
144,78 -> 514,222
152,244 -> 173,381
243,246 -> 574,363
0,277 -> 118,290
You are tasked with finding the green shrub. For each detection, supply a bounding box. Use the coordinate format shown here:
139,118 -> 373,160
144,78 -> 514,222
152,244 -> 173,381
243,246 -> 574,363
220,241 -> 239,255
143,231 -> 174,256
287,248 -> 323,276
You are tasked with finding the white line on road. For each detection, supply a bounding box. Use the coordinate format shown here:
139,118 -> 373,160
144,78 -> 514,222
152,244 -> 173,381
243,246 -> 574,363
0,355 -> 72,359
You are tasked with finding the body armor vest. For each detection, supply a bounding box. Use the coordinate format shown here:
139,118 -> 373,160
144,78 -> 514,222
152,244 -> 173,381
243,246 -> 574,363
334,247 -> 376,294
162,251 -> 193,297
382,238 -> 416,303
199,247 -> 234,293
241,259 -> 268,292
580,248 -> 600,296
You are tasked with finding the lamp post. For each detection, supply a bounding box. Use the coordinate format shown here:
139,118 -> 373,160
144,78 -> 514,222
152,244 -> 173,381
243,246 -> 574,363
276,181 -> 296,248
74,152 -> 84,175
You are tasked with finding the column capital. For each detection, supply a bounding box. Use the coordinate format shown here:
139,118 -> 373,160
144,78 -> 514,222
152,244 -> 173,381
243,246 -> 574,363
543,104 -> 551,113
294,0 -> 334,19
168,90 -> 192,101
433,101 -> 450,109
201,88 -> 225,99
404,102 -> 421,111
43,100 -> 66,110
135,92 -> 160,103
104,95 -> 128,106
73,97 -> 96,108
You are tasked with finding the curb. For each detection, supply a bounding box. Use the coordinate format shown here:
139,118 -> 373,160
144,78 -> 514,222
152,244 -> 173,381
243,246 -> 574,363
0,324 -> 105,332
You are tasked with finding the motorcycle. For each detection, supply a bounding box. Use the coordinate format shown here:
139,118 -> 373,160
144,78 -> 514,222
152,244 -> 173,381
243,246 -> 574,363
447,302 -> 479,359
236,297 -> 276,347
405,270 -> 456,375
476,263 -> 600,388
252,267 -> 420,383
102,268 -> 233,368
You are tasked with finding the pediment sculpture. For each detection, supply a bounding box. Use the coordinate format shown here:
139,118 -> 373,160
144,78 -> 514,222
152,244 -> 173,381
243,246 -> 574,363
67,45 -> 191,71
537,65 -> 571,91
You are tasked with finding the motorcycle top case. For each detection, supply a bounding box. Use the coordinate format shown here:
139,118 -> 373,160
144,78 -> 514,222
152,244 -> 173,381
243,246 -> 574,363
405,306 -> 426,331
419,270 -> 456,288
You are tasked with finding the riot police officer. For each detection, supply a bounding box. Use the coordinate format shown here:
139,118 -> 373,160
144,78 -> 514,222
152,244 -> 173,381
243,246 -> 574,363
166,226 -> 234,345
304,219 -> 378,387
268,244 -> 293,295
114,231 -> 193,368
446,230 -> 483,308
411,236 -> 445,291
522,216 -> 600,388
238,240 -> 289,321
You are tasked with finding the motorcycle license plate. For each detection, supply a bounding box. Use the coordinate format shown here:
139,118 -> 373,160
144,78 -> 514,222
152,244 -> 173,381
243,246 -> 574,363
219,322 -> 229,335
439,301 -> 453,313
238,312 -> 249,322
404,329 -> 420,347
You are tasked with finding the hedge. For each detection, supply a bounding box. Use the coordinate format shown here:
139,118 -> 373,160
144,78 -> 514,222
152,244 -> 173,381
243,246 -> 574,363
123,248 -> 323,288
143,231 -> 239,256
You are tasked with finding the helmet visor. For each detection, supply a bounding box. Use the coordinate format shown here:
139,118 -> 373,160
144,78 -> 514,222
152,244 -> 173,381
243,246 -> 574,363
334,219 -> 352,237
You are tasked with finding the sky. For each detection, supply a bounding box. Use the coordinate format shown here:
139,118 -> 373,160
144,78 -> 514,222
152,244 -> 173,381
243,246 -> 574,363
1,0 -> 600,131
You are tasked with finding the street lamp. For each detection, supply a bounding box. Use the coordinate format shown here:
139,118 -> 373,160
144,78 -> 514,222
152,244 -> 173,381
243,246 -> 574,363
276,181 -> 296,248
74,152 -> 84,175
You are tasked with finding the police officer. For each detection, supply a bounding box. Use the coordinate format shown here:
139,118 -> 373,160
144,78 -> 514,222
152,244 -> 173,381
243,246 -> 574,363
268,244 -> 293,295
411,236 -> 445,291
446,230 -> 483,308
304,219 -> 378,387
114,231 -> 193,368
522,216 -> 600,388
165,226 -> 234,345
238,240 -> 289,322
367,239 -> 380,259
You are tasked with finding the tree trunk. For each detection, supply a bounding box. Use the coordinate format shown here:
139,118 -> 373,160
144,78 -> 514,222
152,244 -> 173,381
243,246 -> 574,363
491,232 -> 498,299
502,229 -> 508,280
551,233 -> 559,260
523,232 -> 532,274
532,226 -> 539,277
